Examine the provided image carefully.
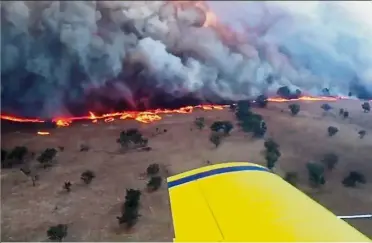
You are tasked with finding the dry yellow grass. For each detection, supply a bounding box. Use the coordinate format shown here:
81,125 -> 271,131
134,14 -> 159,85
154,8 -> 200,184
1,99 -> 372,241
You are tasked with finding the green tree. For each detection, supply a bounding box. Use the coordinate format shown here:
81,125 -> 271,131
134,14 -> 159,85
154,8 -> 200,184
321,153 -> 339,171
81,170 -> 95,184
327,126 -> 339,136
362,102 -> 370,113
194,117 -> 205,130
47,224 -> 68,242
306,162 -> 326,187
288,104 -> 300,116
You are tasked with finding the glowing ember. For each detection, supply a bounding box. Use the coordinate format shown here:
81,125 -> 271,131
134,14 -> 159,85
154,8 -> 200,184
37,131 -> 50,135
0,96 -> 350,127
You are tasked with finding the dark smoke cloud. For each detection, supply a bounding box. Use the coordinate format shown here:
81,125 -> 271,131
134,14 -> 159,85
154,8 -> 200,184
1,1 -> 372,118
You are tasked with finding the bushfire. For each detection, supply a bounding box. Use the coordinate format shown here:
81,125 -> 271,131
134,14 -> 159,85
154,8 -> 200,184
1,96 -> 343,130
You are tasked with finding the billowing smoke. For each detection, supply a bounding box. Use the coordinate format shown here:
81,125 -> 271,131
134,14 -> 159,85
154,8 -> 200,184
1,1 -> 372,118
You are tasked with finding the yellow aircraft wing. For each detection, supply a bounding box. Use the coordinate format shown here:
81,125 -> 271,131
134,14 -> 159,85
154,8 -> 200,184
167,162 -> 371,242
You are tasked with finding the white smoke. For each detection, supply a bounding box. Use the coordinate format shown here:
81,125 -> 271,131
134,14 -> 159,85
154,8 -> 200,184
1,1 -> 372,117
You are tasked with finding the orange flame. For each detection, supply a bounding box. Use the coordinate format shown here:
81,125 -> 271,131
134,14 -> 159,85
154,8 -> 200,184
37,131 -> 50,135
0,96 -> 348,128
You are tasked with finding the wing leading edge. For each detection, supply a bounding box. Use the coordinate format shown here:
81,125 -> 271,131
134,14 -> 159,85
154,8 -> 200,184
167,162 -> 371,242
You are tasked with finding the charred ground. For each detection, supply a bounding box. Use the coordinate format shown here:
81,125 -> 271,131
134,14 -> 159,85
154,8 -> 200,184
1,99 -> 372,241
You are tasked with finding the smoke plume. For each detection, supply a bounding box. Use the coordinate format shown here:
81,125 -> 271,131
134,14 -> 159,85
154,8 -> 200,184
1,1 -> 372,118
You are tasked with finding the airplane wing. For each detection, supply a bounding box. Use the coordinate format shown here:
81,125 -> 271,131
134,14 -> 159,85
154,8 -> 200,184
167,162 -> 371,242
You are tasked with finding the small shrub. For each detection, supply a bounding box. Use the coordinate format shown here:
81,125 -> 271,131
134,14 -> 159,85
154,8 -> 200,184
284,172 -> 298,186
358,130 -> 366,139
47,224 -> 68,242
327,126 -> 339,137
321,153 -> 339,171
362,102 -> 370,113
288,103 -> 300,116
306,162 -> 326,187
63,181 -> 72,192
343,110 -> 349,118
81,170 -> 95,184
147,176 -> 162,191
209,132 -> 222,148
146,163 -> 160,176
194,117 -> 205,130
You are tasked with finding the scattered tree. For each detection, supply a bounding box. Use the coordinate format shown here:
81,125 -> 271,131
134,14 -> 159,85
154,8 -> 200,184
81,170 -> 95,184
284,172 -> 298,186
37,148 -> 58,168
342,171 -> 366,188
117,129 -> 148,150
288,103 -> 300,116
117,189 -> 141,229
2,146 -> 29,168
265,151 -> 280,170
147,176 -> 162,192
362,102 -> 370,113
210,121 -> 233,135
235,100 -> 267,138
306,162 -> 326,187
343,110 -> 349,118
194,117 -> 205,130
146,163 -> 160,176
321,103 -> 332,112
321,153 -> 339,171
209,132 -> 222,148
264,139 -> 281,169
264,139 -> 279,152
327,126 -> 339,137
47,224 -> 68,242
256,94 -> 268,108
63,181 -> 72,192
358,130 -> 366,139
277,86 -> 291,99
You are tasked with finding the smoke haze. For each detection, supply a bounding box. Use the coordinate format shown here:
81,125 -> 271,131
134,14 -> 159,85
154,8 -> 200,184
1,1 -> 372,118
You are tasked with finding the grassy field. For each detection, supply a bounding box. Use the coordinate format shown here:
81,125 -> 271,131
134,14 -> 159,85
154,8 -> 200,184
1,99 -> 372,241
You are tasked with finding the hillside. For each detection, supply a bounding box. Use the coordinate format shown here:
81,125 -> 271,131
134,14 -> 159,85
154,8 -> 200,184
1,99 -> 372,241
